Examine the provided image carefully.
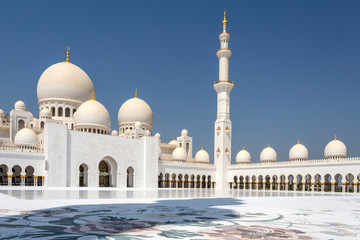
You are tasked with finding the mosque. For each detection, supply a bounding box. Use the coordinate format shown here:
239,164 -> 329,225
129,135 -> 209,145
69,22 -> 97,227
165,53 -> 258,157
0,12 -> 359,193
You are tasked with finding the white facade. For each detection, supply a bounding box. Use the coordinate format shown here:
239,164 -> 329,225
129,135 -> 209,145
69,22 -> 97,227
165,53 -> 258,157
0,12 -> 359,193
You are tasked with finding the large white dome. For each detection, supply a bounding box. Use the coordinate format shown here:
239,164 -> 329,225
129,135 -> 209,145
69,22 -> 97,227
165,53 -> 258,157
74,98 -> 111,132
14,128 -> 39,148
172,147 -> 187,161
236,147 -> 251,164
37,62 -> 95,104
324,136 -> 347,159
195,147 -> 210,163
289,140 -> 308,161
260,145 -> 277,163
118,97 -> 153,128
14,100 -> 26,111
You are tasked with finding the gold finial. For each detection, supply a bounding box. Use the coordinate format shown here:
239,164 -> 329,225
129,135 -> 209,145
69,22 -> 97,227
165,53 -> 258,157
201,146 -> 204,150
335,134 -> 337,140
242,146 -> 244,150
267,143 -> 270,148
173,136 -> 175,140
222,9 -> 227,26
298,139 -> 300,144
135,88 -> 138,98
91,91 -> 95,100
25,122 -> 28,128
66,46 -> 70,63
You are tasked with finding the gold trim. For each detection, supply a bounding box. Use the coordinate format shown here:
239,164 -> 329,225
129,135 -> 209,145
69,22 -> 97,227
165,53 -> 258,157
222,9 -> 227,25
66,46 -> 70,63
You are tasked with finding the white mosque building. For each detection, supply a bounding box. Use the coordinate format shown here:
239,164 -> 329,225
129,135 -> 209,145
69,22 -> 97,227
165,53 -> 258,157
0,12 -> 359,193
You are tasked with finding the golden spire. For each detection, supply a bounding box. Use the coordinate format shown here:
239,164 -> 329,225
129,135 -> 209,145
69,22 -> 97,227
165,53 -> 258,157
201,146 -> 204,150
242,146 -> 244,150
298,139 -> 300,144
91,91 -> 95,100
173,136 -> 175,140
135,88 -> 138,98
222,9 -> 227,26
335,134 -> 337,140
267,143 -> 270,148
66,46 -> 70,63
25,122 -> 28,128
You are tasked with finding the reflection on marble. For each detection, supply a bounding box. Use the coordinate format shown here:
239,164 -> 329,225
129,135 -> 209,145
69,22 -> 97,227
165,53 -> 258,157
0,187 -> 359,239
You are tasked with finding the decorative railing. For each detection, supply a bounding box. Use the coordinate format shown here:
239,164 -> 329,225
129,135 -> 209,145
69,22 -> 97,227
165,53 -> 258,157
0,146 -> 44,153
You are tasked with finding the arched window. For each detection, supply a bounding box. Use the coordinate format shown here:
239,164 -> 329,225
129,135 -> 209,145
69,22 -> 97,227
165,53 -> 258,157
40,121 -> 45,129
65,108 -> 70,117
127,167 -> 134,187
51,107 -> 55,116
18,119 -> 25,131
58,107 -> 63,117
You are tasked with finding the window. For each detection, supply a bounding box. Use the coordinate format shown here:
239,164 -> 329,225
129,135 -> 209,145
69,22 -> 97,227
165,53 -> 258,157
65,108 -> 70,117
58,107 -> 63,117
51,107 -> 55,116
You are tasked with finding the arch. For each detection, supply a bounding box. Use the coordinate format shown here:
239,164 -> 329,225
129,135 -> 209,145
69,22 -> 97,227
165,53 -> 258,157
51,107 -> 55,116
127,167 -> 134,187
334,173 -> 343,192
190,174 -> 195,188
345,173 -> 354,193
305,174 -> 312,191
158,173 -> 163,188
186,143 -> 189,154
202,175 -> 206,188
98,157 -> 118,187
272,175 -> 278,190
257,175 -> 263,190
196,175 -> 201,188
40,121 -> 45,129
25,166 -> 34,186
265,175 -> 271,190
79,163 -> 88,187
314,174 -> 321,192
165,173 -> 170,188
296,174 -> 303,191
171,173 -> 176,188
178,174 -> 183,188
12,165 -> 22,186
184,174 -> 189,188
324,174 -> 332,192
0,164 -> 8,185
251,175 -> 256,189
65,108 -> 70,117
207,175 -> 212,188
233,175 -> 238,189
245,175 -> 250,189
18,119 -> 25,131
239,175 -> 244,189
280,175 -> 286,191
288,175 -> 294,191
58,107 -> 63,117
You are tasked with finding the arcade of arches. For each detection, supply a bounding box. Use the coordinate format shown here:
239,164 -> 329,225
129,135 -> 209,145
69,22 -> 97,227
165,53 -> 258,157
158,173 -> 215,189
230,173 -> 360,193
0,164 -> 43,186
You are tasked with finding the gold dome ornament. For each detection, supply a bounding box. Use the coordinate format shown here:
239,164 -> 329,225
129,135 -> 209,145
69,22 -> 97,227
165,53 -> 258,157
222,9 -> 227,26
66,46 -> 70,63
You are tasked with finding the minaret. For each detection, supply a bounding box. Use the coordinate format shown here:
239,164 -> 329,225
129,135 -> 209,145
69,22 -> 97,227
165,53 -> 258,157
214,10 -> 234,190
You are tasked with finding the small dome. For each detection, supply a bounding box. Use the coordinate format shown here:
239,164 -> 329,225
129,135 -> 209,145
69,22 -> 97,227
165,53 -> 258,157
14,100 -> 26,111
111,130 -> 118,136
146,130 -> 151,136
14,128 -> 39,148
154,133 -> 161,139
158,146 -> 162,159
37,62 -> 94,104
40,107 -> 52,118
236,147 -> 251,164
74,98 -> 111,132
125,129 -> 130,135
181,129 -> 188,136
118,96 -> 153,129
0,109 -> 4,117
324,136 -> 347,159
195,147 -> 210,163
168,137 -> 177,146
289,140 -> 308,161
260,145 -> 277,162
172,147 -> 187,161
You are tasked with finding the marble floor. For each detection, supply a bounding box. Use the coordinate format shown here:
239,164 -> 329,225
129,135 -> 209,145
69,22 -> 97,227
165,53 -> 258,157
0,187 -> 359,239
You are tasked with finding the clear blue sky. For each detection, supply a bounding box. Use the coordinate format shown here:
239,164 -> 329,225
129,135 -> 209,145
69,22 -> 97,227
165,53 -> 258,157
0,1 -> 359,163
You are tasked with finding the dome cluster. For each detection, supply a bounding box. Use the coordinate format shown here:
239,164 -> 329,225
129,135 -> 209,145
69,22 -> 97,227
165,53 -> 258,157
235,136 -> 347,164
